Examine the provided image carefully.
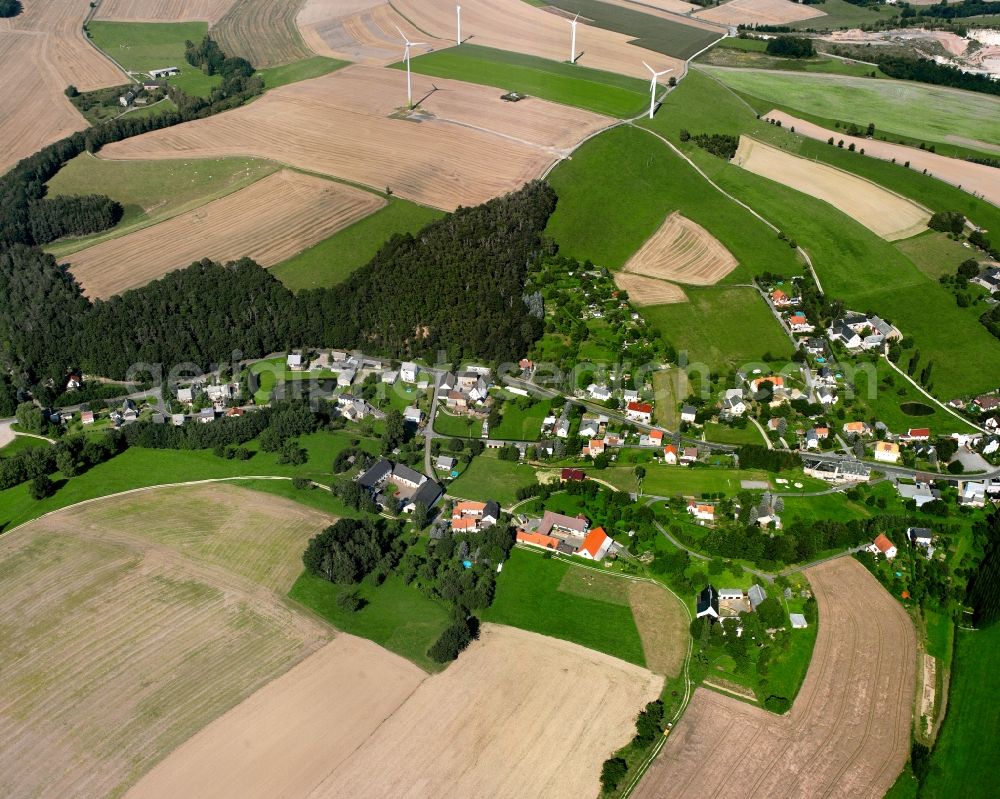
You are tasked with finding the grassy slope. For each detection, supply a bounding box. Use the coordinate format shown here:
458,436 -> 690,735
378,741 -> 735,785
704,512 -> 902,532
788,0 -> 893,30
545,0 -> 721,60
922,624 -> 1000,797
45,154 -> 279,256
403,45 -> 647,118
0,437 -> 51,457
642,286 -> 794,371
481,548 -> 646,665
0,430 -> 376,533
270,199 -> 443,291
491,398 -> 548,441
641,71 -> 1000,398
447,454 -> 539,507
545,123 -> 801,278
257,56 -> 348,90
87,21 -> 220,97
289,571 -> 451,673
701,67 -> 1000,151
700,41 -> 887,78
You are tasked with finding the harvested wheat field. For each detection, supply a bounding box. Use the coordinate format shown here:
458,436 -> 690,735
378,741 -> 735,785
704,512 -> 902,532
0,0 -> 123,173
0,483 -> 337,799
126,636 -> 426,799
634,557 -> 916,799
733,136 -> 930,240
298,0 -> 451,65
766,110 -> 1000,209
625,211 -> 739,285
628,581 -> 690,677
606,0 -> 702,15
614,272 -> 688,306
695,0 -> 826,26
308,624 -> 663,799
66,169 -> 383,297
393,0 -> 685,80
94,0 -> 236,23
101,65 -> 611,209
214,0 -> 315,67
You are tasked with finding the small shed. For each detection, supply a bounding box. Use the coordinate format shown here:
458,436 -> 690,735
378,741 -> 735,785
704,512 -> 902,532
789,613 -> 808,629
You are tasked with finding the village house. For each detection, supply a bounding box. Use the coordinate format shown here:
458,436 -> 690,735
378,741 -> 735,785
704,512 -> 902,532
903,428 -> 931,443
446,390 -> 468,410
587,384 -> 612,402
561,468 -> 585,482
696,585 -> 720,620
381,368 -> 398,385
874,441 -> 901,463
622,389 -> 639,403
788,312 -> 814,333
451,500 -> 500,533
337,369 -> 356,388
555,417 -> 570,438
148,66 -> 180,78
583,439 -> 606,458
171,414 -> 185,426
771,288 -> 794,308
536,510 -> 590,538
843,421 -> 870,437
687,501 -> 715,523
286,352 -> 305,371
199,407 -> 215,423
804,429 -> 821,450
579,415 -> 602,439
868,533 -> 897,560
803,337 -> 826,356
680,446 -> 699,465
722,388 -> 746,417
816,386 -> 837,406
80,410 -> 95,425
641,428 -> 664,447
750,375 -> 784,394
625,401 -> 653,424
907,527 -> 935,557
357,458 -> 442,514
403,406 -> 423,426
827,320 -> 863,349
972,266 -> 1000,293
804,459 -> 870,482
436,455 -> 457,473
576,526 -> 614,561
680,405 -> 697,424
516,530 -> 561,551
663,444 -> 678,465
400,362 -> 419,383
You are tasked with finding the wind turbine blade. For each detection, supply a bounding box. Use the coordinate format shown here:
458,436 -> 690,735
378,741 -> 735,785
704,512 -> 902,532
573,13 -> 579,21
392,22 -> 408,43
642,60 -> 653,73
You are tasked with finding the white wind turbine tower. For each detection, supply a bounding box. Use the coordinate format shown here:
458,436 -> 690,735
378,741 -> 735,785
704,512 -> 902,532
394,24 -> 428,108
456,3 -> 461,45
569,14 -> 579,63
642,61 -> 672,119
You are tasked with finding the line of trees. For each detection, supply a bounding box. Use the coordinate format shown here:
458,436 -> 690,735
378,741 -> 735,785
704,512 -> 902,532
679,130 -> 740,160
966,508 -> 1000,628
765,36 -> 816,59
873,55 -> 1000,97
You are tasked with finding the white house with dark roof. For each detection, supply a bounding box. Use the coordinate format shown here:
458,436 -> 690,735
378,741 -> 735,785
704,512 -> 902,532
400,362 -> 419,383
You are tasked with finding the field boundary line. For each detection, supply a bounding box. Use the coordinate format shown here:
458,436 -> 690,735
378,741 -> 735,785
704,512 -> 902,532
881,355 -> 985,433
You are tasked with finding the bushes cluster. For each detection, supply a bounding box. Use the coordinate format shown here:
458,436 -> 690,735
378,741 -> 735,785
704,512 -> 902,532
765,36 -> 815,58
302,517 -> 405,585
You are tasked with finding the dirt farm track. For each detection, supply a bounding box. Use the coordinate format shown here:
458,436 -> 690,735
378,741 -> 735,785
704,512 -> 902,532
634,557 -> 917,799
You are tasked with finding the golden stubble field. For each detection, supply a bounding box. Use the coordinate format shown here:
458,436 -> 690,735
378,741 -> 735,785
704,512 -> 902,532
100,64 -> 612,209
625,211 -> 739,286
694,0 -> 827,26
94,0 -> 236,24
0,0 -> 123,173
634,557 -> 916,799
733,136 -> 931,241
65,169 -> 384,297
0,483 -> 337,799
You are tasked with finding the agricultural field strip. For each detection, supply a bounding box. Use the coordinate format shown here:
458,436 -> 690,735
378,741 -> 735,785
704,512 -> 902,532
93,0 -> 236,24
65,169 -> 384,297
297,0 -> 452,66
694,0 -> 826,26
624,211 -> 739,285
391,0 -> 685,81
766,110 -> 1000,209
633,557 -> 916,798
614,272 -> 689,306
733,136 -> 931,241
0,0 -> 125,172
100,65 -> 612,210
0,484 -> 336,799
213,0 -> 315,68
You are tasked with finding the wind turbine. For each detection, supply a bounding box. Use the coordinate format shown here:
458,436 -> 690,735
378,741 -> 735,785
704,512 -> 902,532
642,61 -> 673,119
395,24 -> 427,108
569,14 -> 579,63
456,2 -> 461,45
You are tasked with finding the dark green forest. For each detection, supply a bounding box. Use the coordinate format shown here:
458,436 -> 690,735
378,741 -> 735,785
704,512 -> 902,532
0,181 -> 556,387
967,508 -> 1000,628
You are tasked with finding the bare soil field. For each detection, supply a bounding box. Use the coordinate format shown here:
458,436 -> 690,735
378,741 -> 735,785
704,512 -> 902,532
634,557 -> 916,799
298,0 -> 451,65
694,0 -> 826,26
0,0 -> 123,173
609,0 -> 702,15
392,0 -> 685,80
593,0 -> 724,32
101,65 -> 611,209
126,636 -> 426,799
309,624 -> 664,799
214,0 -> 314,67
733,136 -> 930,240
94,0 -> 236,23
628,581 -> 690,677
65,169 -> 383,297
625,211 -> 739,285
614,272 -> 689,306
0,484 -> 336,799
766,110 -> 1000,209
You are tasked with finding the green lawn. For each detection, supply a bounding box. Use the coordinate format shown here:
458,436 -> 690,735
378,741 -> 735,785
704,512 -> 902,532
0,430 -> 376,533
491,398 -> 549,441
270,199 -> 443,291
404,45 -> 647,118
289,571 -> 452,673
701,67 -> 1000,151
895,230 -> 978,283
921,625 -> 1000,797
0,436 -> 51,457
545,0 -> 722,60
257,56 -> 348,90
447,453 -> 538,506
45,153 -> 278,256
481,548 -> 646,665
641,286 -> 793,372
780,491 -> 876,525
87,21 -> 221,97
639,467 -> 780,497
544,123 -> 800,277
432,408 -> 484,439
702,421 -> 766,446
700,41 -> 887,78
